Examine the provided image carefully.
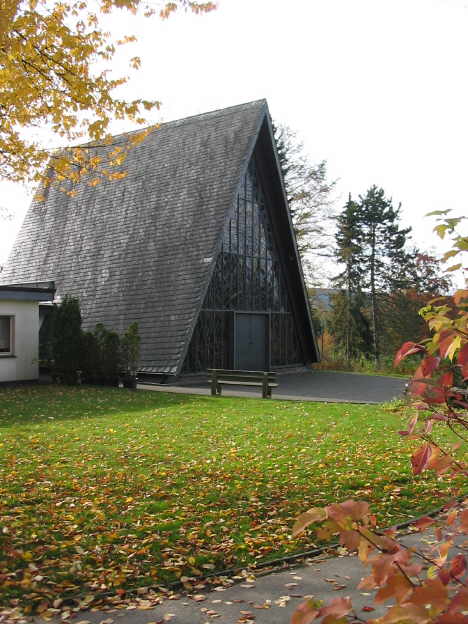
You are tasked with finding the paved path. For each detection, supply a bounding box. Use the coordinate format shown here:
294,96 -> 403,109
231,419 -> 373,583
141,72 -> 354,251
44,532 -> 463,624
139,370 -> 407,404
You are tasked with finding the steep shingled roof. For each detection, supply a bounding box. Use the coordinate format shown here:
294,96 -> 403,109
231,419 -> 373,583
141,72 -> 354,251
2,100 -> 268,373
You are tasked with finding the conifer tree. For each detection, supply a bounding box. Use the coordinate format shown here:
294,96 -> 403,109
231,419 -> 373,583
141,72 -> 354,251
51,295 -> 82,384
330,194 -> 370,360
331,188 -> 415,364
355,186 -> 412,364
327,290 -> 372,360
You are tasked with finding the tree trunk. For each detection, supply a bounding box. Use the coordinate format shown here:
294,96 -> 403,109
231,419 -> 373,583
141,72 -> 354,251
345,263 -> 351,363
370,226 -> 380,365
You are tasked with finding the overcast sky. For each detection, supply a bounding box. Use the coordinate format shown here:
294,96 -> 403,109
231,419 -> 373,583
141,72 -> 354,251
1,0 -> 467,283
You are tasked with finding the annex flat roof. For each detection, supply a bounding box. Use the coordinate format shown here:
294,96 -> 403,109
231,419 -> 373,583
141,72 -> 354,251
0,282 -> 56,302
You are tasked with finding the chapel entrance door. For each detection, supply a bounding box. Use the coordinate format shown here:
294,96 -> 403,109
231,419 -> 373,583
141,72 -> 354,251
234,313 -> 268,370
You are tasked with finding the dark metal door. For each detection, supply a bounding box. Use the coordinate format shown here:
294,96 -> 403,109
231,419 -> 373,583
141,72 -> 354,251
235,314 -> 267,370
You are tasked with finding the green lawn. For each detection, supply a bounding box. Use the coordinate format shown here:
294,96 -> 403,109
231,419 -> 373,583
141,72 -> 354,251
0,385 -> 463,613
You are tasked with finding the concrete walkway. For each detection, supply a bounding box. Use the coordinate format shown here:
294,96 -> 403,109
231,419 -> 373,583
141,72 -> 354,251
139,370 -> 408,404
48,532 -> 461,624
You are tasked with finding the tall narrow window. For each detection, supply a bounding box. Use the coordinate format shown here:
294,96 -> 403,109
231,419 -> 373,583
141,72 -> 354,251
0,316 -> 13,355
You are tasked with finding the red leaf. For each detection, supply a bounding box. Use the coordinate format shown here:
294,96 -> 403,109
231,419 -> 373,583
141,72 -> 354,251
399,414 -> 419,437
428,454 -> 454,475
459,509 -> 468,532
339,500 -> 370,522
446,509 -> 458,526
291,600 -> 321,624
440,371 -> 454,387
450,554 -> 466,579
379,604 -> 429,623
407,378 -> 446,403
326,500 -> 370,527
318,597 -> 353,619
438,568 -> 451,585
458,342 -> 468,380
413,516 -> 435,531
420,355 -> 441,377
411,444 -> 432,475
422,383 -> 446,404
374,572 -> 412,604
436,615 -> 468,624
394,341 -> 425,367
446,586 -> 468,614
411,578 -> 449,612
340,530 -> 360,552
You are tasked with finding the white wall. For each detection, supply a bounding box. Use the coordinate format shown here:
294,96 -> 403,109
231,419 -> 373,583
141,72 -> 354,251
0,300 -> 39,382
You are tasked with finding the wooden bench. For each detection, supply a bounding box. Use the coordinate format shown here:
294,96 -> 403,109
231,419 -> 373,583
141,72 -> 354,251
208,369 -> 278,399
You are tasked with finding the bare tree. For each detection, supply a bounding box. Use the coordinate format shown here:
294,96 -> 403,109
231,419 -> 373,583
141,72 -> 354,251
273,123 -> 337,285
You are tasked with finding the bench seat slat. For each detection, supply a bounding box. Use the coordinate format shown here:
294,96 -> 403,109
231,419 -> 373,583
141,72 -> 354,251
209,375 -> 276,383
213,380 -> 279,387
208,369 -> 276,377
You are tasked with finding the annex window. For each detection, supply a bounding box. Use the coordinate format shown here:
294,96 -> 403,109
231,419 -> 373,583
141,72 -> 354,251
0,316 -> 14,355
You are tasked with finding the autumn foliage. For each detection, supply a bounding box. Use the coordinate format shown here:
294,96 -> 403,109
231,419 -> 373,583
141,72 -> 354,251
292,212 -> 467,624
292,499 -> 467,624
0,0 -> 215,189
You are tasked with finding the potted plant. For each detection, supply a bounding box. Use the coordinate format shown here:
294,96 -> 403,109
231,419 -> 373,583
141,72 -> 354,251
121,322 -> 140,389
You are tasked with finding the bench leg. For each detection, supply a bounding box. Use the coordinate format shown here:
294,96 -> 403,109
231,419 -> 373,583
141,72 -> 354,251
262,374 -> 268,399
211,376 -> 217,396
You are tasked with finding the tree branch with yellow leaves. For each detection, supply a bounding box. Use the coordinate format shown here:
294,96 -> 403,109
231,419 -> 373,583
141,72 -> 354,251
0,0 -> 216,189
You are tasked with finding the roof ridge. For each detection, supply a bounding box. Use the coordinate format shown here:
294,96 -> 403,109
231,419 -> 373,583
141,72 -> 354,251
161,98 -> 267,127
99,99 -> 268,144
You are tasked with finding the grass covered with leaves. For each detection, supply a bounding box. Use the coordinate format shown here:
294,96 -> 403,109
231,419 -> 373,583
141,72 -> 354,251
0,385 -> 463,611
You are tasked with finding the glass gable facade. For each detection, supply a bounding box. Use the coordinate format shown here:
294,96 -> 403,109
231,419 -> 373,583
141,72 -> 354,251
183,158 -> 302,373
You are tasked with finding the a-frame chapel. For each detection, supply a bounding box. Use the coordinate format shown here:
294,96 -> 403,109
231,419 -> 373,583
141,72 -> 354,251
2,100 -> 319,380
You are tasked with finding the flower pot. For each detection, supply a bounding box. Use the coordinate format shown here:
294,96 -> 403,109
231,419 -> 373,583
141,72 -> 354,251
122,374 -> 137,390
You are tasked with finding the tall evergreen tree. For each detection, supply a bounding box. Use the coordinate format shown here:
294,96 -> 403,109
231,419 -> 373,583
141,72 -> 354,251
327,290 -> 373,360
331,187 -> 415,364
273,122 -> 336,284
330,195 -> 371,360
354,186 -> 412,364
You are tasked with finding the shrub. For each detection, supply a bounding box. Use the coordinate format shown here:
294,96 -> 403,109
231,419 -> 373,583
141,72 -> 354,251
80,330 -> 100,384
121,322 -> 140,386
51,297 -> 139,387
93,323 -> 121,386
51,295 -> 82,384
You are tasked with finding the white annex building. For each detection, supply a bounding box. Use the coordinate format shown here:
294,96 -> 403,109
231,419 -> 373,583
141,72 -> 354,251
0,283 -> 55,383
